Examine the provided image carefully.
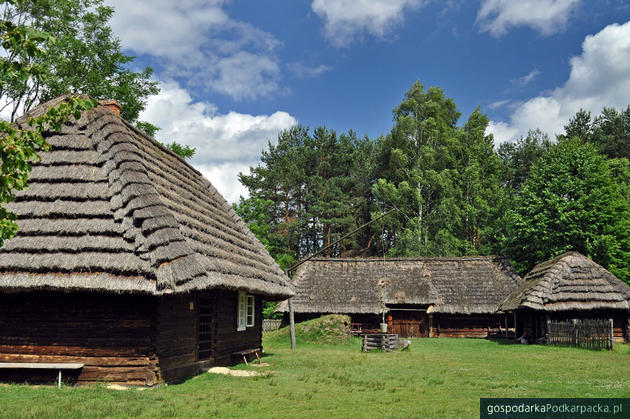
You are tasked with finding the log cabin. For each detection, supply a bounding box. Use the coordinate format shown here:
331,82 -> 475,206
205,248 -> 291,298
500,252 -> 630,343
278,257 -> 521,338
0,96 -> 293,386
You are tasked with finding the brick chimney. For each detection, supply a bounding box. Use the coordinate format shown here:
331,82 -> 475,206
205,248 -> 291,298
99,99 -> 122,115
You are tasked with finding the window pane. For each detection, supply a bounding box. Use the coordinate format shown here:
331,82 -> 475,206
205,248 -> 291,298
246,295 -> 255,327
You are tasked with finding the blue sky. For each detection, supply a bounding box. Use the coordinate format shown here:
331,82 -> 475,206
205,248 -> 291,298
105,0 -> 630,202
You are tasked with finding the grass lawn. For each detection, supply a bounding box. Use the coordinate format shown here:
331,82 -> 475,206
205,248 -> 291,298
1,324 -> 629,417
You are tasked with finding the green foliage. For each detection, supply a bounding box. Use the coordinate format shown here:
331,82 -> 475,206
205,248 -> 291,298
262,301 -> 282,319
372,82 -> 503,256
504,137 -> 630,281
161,141 -> 196,159
563,106 -> 630,160
136,121 -> 160,137
236,79 -> 630,285
1,0 -> 159,123
239,125 -> 378,263
497,128 -> 551,191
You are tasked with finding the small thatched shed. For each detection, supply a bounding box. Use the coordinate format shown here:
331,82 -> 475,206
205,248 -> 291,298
0,96 -> 293,385
278,257 -> 521,338
500,251 -> 630,343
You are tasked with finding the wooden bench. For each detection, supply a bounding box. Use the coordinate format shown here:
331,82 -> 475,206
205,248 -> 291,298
0,362 -> 84,389
231,348 -> 261,366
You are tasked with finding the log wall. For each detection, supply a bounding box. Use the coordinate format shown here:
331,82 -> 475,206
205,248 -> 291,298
434,314 -> 505,338
213,290 -> 263,365
0,292 -> 159,386
155,294 -> 201,383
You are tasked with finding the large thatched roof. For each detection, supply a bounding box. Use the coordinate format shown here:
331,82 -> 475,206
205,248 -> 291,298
278,257 -> 521,315
0,95 -> 293,299
500,252 -> 630,312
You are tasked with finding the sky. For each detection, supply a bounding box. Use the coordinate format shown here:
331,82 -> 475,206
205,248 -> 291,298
103,0 -> 630,203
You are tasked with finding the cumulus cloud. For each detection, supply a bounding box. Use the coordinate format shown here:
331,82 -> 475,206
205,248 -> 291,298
140,81 -> 298,203
104,0 -> 282,101
311,0 -> 425,46
487,22 -> 630,143
477,0 -> 580,37
211,52 -> 281,100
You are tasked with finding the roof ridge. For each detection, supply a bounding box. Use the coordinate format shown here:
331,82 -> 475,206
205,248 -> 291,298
304,256 -> 506,262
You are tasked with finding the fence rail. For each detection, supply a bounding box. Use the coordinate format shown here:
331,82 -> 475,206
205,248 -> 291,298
547,319 -> 613,350
262,319 -> 283,333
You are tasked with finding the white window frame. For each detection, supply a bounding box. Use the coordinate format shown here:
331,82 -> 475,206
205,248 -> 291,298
237,291 -> 247,331
246,295 -> 255,327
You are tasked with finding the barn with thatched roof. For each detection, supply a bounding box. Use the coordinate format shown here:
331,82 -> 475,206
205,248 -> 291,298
500,252 -> 630,343
0,96 -> 293,386
278,257 -> 521,338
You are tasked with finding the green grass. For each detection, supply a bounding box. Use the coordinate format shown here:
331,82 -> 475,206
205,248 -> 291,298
1,323 -> 629,417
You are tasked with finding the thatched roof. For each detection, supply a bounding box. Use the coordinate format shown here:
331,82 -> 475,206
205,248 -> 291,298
500,252 -> 630,312
278,257 -> 521,315
0,95 -> 293,299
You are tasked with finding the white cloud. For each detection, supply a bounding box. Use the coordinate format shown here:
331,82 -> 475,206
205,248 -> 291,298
488,99 -> 511,110
139,81 -> 297,203
287,62 -> 333,78
477,0 -> 580,37
104,0 -> 282,100
512,68 -> 540,86
487,22 -> 630,143
311,0 -> 425,46
211,52 -> 280,100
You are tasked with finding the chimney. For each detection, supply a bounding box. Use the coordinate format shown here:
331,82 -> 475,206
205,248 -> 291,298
99,99 -> 122,115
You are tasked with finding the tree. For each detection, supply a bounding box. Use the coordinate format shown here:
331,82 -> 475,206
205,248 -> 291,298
497,129 -> 552,191
504,138 -> 630,282
372,81 -> 503,256
1,0 -> 158,123
563,106 -> 630,160
1,0 -> 96,245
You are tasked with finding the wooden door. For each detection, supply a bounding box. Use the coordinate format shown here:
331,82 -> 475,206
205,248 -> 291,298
198,297 -> 213,360
389,311 -> 429,338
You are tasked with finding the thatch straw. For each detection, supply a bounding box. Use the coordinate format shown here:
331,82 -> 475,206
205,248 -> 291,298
278,257 -> 521,315
0,95 -> 293,300
500,252 -> 630,312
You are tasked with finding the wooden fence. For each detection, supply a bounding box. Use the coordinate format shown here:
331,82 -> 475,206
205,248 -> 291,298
262,319 -> 283,332
547,319 -> 613,350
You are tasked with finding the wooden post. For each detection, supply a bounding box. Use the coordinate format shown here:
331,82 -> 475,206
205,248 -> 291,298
513,312 -> 518,341
428,314 -> 434,338
572,319 -> 577,347
545,315 -> 550,342
58,370 -> 62,389
546,318 -> 551,345
609,318 -> 614,351
288,298 -> 296,350
504,315 -> 508,338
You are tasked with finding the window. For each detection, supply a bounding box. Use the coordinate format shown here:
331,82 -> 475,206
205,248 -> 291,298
238,292 -> 256,331
246,295 -> 255,327
237,292 -> 247,331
